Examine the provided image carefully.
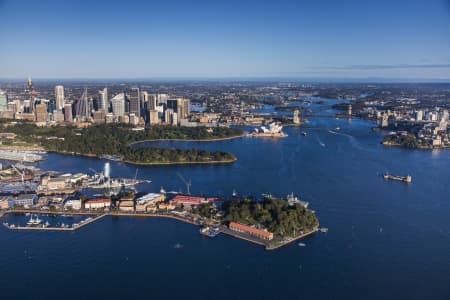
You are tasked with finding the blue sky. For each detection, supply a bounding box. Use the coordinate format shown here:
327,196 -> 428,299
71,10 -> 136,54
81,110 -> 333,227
0,0 -> 449,80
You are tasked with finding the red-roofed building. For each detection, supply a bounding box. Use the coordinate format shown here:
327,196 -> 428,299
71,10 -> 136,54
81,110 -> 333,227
84,198 -> 111,209
229,222 -> 274,241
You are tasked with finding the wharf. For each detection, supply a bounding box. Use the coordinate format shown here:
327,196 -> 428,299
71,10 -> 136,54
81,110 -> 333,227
2,213 -> 107,232
1,210 -> 319,250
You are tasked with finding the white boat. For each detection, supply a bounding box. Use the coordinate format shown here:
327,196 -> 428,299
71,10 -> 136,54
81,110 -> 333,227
298,243 -> 306,247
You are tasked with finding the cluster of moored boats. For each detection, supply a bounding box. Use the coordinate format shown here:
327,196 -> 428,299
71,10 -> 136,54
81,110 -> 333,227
2,214 -> 95,230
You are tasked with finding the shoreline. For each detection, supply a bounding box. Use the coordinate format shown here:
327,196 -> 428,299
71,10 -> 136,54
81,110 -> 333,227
128,134 -> 245,145
45,150 -> 237,166
1,210 -> 314,250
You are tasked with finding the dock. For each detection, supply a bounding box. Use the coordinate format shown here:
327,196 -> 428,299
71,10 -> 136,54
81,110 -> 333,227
2,213 -> 107,232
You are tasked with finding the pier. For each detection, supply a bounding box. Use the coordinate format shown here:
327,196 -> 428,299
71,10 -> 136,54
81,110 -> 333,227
1,209 -> 318,250
2,213 -> 107,232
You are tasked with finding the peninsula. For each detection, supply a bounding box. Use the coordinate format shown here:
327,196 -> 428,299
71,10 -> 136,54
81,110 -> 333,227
0,123 -> 241,165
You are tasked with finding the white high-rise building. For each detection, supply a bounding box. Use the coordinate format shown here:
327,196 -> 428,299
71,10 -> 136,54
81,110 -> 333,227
111,93 -> 125,116
415,110 -> 423,121
98,88 -> 108,111
55,85 -> 65,110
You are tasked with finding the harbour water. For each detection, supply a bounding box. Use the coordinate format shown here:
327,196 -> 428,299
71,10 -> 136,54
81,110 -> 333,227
1,104 -> 450,299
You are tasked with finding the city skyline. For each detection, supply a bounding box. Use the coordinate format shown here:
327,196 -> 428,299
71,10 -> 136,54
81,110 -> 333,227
0,0 -> 449,80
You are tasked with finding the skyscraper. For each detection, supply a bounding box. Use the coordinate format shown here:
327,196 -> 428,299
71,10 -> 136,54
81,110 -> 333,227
98,88 -> 108,111
148,94 -> 158,110
129,87 -> 140,117
55,85 -> 65,110
111,93 -> 125,116
64,103 -> 73,122
35,103 -> 48,122
75,88 -> 90,120
140,91 -> 148,110
0,90 -> 8,111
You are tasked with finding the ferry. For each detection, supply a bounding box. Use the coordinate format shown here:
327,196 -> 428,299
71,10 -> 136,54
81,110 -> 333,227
200,226 -> 220,238
383,173 -> 412,184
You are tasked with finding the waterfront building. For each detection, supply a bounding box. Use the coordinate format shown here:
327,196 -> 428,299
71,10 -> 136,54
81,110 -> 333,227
35,103 -> 48,122
84,198 -> 111,210
64,199 -> 81,210
55,85 -> 65,110
0,90 -> 8,111
11,194 -> 38,207
229,222 -> 274,241
170,195 -> 218,208
111,93 -> 126,116
98,88 -> 108,111
64,104 -> 73,122
129,87 -> 140,117
0,198 -> 10,209
135,193 -> 164,212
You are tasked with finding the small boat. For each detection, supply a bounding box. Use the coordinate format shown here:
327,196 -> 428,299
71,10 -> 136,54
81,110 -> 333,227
320,227 -> 328,233
335,127 -> 341,131
298,243 -> 306,247
301,131 -> 307,136
200,226 -> 220,238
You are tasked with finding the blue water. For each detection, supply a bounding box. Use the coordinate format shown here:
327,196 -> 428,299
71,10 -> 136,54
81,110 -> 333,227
1,111 -> 450,299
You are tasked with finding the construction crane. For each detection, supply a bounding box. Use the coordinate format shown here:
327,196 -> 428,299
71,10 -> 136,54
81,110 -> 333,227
12,163 -> 25,184
177,172 -> 191,195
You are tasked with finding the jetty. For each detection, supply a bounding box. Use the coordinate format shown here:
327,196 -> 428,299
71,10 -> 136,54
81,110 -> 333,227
2,213 -> 107,232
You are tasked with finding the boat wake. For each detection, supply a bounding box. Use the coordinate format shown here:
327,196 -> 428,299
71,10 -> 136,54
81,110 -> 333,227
315,135 -> 326,147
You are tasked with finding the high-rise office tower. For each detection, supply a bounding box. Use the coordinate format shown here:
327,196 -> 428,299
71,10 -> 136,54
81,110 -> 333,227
35,103 -> 48,122
141,91 -> 148,110
157,94 -> 168,105
64,104 -> 73,122
149,94 -> 158,110
75,88 -> 90,120
167,99 -> 178,114
55,85 -> 65,110
129,87 -> 140,117
164,108 -> 174,124
111,93 -> 126,116
0,90 -> 8,111
98,88 -> 108,111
